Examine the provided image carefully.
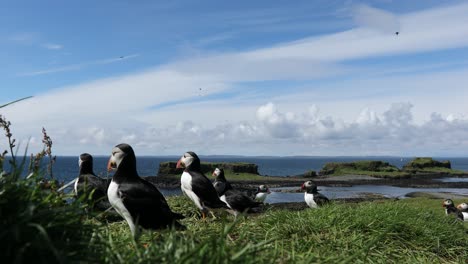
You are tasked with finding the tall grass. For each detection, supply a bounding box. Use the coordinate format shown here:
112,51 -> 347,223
0,100 -> 102,263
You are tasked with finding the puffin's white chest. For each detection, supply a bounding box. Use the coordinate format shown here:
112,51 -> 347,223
180,171 -> 193,193
108,181 -> 136,235
73,177 -> 79,195
462,212 -> 468,221
255,192 -> 268,203
180,171 -> 204,210
304,192 -> 318,208
219,194 -> 231,208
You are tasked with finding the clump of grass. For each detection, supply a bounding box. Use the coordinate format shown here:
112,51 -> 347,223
0,101 -> 102,264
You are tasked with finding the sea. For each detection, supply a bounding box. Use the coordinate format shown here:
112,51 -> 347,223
21,156 -> 468,183
6,156 -> 468,202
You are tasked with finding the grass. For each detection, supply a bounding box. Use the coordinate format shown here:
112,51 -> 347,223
320,159 -> 467,178
95,196 -> 468,263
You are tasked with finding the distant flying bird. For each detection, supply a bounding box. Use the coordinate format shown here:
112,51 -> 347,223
119,56 -> 124,59
395,31 -> 399,35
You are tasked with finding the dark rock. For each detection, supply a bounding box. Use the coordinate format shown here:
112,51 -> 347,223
157,161 -> 259,175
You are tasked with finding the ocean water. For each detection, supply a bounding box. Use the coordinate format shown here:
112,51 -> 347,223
15,156 -> 468,183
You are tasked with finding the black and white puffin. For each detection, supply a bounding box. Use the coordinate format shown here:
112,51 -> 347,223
301,180 -> 329,208
213,177 -> 263,218
107,143 -> 185,236
176,152 -> 229,218
443,199 -> 468,221
457,202 -> 468,212
212,167 -> 233,194
74,153 -> 111,210
254,185 -> 271,203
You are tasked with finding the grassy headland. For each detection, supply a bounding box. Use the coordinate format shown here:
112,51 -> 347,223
99,196 -> 468,263
318,158 -> 467,178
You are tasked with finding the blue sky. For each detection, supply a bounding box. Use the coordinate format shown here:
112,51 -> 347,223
1,0 -> 468,156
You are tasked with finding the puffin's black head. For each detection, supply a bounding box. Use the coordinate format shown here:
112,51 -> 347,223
107,143 -> 137,172
176,151 -> 201,171
212,168 -> 225,180
257,184 -> 270,194
443,199 -> 455,208
79,153 -> 94,174
301,180 -> 318,193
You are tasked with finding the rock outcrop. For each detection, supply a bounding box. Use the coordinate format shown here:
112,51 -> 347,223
158,161 -> 259,175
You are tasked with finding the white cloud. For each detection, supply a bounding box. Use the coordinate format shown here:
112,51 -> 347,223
19,54 -> 141,76
353,4 -> 400,34
43,43 -> 63,50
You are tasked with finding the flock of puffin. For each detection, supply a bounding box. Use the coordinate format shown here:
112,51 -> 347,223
74,143 -> 468,237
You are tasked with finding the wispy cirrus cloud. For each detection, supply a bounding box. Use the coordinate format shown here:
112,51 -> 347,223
42,43 -> 63,50
18,54 -> 141,76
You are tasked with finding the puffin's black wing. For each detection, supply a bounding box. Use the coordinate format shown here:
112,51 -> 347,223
225,190 -> 262,213
314,193 -> 330,206
77,174 -> 108,199
189,171 -> 229,209
118,179 -> 184,229
213,180 -> 226,195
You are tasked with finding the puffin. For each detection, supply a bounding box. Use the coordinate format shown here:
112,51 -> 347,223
212,167 -> 233,194
443,199 -> 468,221
457,202 -> 468,212
213,177 -> 263,218
176,152 -> 229,218
74,153 -> 111,210
107,143 -> 185,236
301,180 -> 329,208
254,185 -> 271,203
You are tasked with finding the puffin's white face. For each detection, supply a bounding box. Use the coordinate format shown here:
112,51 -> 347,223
212,168 -> 221,177
457,202 -> 468,210
107,146 -> 126,171
78,157 -> 83,168
443,199 -> 454,207
303,181 -> 313,188
258,185 -> 270,193
176,152 -> 194,169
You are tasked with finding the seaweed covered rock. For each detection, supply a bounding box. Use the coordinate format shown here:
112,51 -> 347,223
158,161 -> 259,175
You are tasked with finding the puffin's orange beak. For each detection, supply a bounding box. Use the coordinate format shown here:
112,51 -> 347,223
301,184 -> 305,190
176,159 -> 183,169
107,157 -> 116,172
